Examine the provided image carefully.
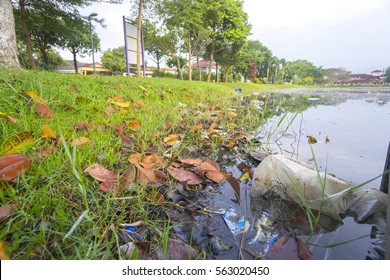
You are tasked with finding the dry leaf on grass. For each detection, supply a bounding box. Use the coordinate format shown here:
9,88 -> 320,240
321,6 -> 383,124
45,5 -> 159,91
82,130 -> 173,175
42,124 -> 56,139
0,154 -> 30,183
0,112 -> 17,123
0,203 -> 16,222
35,103 -> 54,119
71,137 -> 92,147
1,131 -> 35,154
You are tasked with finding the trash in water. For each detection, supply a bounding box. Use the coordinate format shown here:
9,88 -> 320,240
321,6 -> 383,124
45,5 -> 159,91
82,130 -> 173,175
248,210 -> 279,255
252,154 -> 388,223
223,207 -> 250,236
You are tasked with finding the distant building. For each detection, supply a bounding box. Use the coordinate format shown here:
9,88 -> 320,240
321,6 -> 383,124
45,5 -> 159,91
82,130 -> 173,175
57,60 -> 87,74
81,63 -> 112,75
191,60 -> 220,74
371,70 -> 384,77
337,70 -> 385,85
57,60 -> 112,75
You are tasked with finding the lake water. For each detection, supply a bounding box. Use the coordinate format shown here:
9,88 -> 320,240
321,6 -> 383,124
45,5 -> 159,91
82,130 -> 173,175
257,87 -> 390,259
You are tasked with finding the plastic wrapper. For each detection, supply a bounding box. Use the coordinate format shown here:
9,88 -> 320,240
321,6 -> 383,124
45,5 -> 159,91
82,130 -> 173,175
252,155 -> 388,223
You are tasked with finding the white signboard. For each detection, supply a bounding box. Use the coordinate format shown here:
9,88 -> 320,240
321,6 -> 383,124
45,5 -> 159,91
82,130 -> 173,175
123,17 -> 145,76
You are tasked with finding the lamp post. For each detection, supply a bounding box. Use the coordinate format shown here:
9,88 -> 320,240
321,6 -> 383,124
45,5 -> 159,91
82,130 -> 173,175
88,13 -> 98,75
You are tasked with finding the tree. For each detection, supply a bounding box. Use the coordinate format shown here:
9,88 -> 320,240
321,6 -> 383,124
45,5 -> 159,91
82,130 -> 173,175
202,0 -> 251,82
11,0 -> 119,69
62,18 -> 101,73
386,67 -> 390,83
324,68 -> 351,84
143,20 -> 169,70
161,0 -> 206,81
101,46 -> 127,73
284,60 -> 324,84
0,0 -> 20,68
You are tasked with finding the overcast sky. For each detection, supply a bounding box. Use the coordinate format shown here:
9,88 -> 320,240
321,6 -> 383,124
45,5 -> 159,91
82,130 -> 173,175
62,0 -> 390,73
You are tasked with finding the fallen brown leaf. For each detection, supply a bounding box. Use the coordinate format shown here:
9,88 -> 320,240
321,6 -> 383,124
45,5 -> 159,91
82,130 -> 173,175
0,154 -> 30,182
167,167 -> 204,185
1,131 -> 35,154
35,103 -> 54,119
42,124 -> 56,139
0,203 -> 16,222
0,242 -> 10,260
71,137 -> 91,147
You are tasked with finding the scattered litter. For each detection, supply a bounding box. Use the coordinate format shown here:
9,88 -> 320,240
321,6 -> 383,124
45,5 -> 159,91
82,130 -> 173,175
223,207 -> 250,236
248,210 -> 279,255
235,88 -> 242,93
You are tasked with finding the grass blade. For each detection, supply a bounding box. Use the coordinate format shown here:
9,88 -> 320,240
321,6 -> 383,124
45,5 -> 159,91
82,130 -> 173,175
64,210 -> 89,240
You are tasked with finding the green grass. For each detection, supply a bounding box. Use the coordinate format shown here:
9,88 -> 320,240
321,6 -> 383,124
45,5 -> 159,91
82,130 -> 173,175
0,68 -> 305,259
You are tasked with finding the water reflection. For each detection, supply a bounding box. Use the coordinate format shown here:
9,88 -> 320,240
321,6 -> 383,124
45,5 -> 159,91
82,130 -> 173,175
256,87 -> 390,259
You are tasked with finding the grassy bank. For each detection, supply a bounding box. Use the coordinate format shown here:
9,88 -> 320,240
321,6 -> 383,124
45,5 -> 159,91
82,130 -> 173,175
0,69 -> 300,259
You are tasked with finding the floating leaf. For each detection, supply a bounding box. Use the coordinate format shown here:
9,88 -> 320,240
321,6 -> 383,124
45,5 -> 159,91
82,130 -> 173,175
0,112 -> 17,123
1,131 -> 34,154
167,167 -> 204,185
35,103 -> 54,119
42,124 -> 56,139
71,137 -> 91,147
125,120 -> 141,131
307,136 -> 317,144
0,203 -> 16,222
20,89 -> 47,103
227,176 -> 241,203
266,235 -> 314,260
205,170 -> 230,184
0,242 -> 10,260
0,154 -> 30,182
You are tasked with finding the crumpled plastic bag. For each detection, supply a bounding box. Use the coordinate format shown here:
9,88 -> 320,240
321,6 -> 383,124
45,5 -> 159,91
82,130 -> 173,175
252,155 -> 387,223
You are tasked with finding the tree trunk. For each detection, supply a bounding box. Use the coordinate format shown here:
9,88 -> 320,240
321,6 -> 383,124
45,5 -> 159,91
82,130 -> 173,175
207,43 -> 214,82
40,46 -> 49,70
274,67 -> 278,84
0,0 -> 20,68
19,0 -> 36,69
197,56 -> 201,81
188,31 -> 192,81
266,66 -> 270,83
136,0 -> 143,77
72,47 -> 78,73
224,66 -> 230,83
176,56 -> 183,80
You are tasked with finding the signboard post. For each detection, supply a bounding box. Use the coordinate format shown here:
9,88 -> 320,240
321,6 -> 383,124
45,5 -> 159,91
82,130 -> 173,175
123,16 -> 145,77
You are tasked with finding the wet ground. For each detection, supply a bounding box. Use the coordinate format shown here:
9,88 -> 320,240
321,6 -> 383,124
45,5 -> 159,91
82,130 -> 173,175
169,87 -> 390,260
